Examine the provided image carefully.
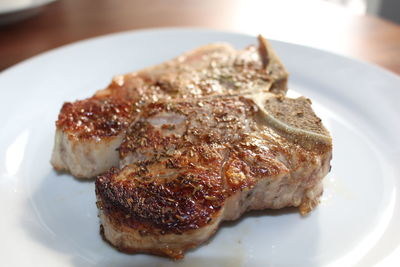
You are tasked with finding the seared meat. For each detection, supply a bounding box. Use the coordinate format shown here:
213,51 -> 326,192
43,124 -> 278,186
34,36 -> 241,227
96,94 -> 332,259
51,36 -> 288,178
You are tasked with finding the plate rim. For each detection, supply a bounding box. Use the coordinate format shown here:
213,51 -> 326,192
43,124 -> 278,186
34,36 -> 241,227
1,27 -> 399,84
1,27 -> 400,266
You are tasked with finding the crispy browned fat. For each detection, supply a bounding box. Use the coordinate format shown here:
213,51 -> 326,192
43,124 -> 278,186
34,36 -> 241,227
96,94 -> 332,259
51,36 -> 288,178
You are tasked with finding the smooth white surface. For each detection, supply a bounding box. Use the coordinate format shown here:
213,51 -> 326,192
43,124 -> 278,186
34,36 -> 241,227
0,28 -> 399,267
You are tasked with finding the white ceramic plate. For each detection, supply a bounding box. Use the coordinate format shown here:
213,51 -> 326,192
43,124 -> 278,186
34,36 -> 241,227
1,28 -> 400,267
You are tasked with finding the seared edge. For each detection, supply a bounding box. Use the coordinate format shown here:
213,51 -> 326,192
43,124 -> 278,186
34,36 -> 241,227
52,37 -> 288,178
97,95 -> 332,258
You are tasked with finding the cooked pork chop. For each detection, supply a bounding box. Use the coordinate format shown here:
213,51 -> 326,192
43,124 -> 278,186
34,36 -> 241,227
51,36 -> 288,178
96,93 -> 332,259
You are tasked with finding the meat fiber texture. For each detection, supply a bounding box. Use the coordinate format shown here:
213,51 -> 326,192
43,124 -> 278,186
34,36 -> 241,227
51,36 -> 288,178
96,93 -> 332,259
51,35 -> 332,259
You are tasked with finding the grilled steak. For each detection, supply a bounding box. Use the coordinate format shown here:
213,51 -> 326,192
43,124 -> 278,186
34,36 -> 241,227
95,93 -> 332,259
51,36 -> 288,178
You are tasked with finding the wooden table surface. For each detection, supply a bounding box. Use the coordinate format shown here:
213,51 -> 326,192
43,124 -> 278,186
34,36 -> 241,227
1,0 -> 400,75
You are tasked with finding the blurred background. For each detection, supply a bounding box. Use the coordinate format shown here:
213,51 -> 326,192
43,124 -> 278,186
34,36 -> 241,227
0,0 -> 399,74
326,0 -> 400,23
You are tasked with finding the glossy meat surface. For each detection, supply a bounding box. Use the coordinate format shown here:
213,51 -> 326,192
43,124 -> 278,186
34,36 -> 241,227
51,36 -> 288,178
96,94 -> 332,258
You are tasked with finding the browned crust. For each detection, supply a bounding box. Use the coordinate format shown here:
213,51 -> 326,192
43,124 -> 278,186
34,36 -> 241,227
56,37 -> 288,142
118,97 -> 257,158
96,152 -> 226,234
91,39 -> 331,260
96,151 -> 283,236
119,95 -> 330,159
56,91 -> 134,140
97,148 -> 286,236
98,93 -> 331,235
